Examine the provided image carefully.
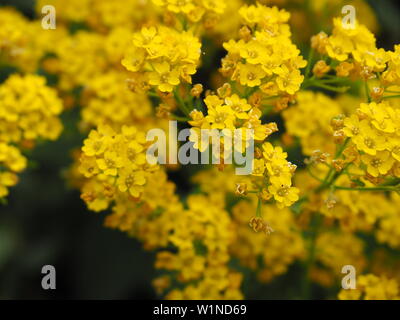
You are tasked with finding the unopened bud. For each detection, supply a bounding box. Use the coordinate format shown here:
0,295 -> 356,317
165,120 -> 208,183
370,87 -> 384,101
331,114 -> 345,130
239,25 -> 252,41
235,183 -> 248,196
332,159 -> 345,172
249,216 -> 274,235
313,60 -> 331,78
217,83 -> 231,98
191,84 -> 203,98
333,130 -> 345,144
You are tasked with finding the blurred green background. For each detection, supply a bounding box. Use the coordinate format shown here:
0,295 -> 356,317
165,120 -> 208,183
0,0 -> 399,299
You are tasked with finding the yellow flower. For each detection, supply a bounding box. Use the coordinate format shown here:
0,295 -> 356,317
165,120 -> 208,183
262,142 -> 287,163
266,161 -> 292,186
239,40 -> 269,65
96,151 -> 124,176
275,65 -> 304,95
224,94 -> 251,119
121,47 -> 146,72
339,274 -> 399,300
353,122 -> 387,155
0,171 -> 18,197
188,110 -> 205,127
343,115 -> 362,138
82,130 -> 110,157
79,154 -> 100,178
325,36 -> 350,62
205,104 -> 236,130
268,184 -> 299,208
238,63 -> 266,87
388,137 -> 400,161
148,62 -> 180,92
361,151 -> 395,177
124,141 -> 146,168
251,159 -> 265,176
117,169 -> 146,197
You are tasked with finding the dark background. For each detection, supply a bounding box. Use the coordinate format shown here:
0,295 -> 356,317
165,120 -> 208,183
0,0 -> 399,299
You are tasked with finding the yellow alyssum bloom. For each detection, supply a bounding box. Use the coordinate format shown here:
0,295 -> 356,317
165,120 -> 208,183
339,274 -> 399,300
361,151 -> 395,177
0,73 -> 63,198
79,124 -> 156,203
189,92 -> 277,157
122,26 -> 201,92
0,143 -> 27,198
268,184 -> 299,208
82,72 -> 152,128
311,232 -> 366,288
283,91 -> 343,156
222,4 -> 306,96
342,100 -> 400,179
152,0 -> 226,23
0,74 -> 63,143
231,200 -> 305,283
315,17 -> 391,77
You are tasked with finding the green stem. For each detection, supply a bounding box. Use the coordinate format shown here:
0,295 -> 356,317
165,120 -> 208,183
244,87 -> 258,99
315,138 -> 349,192
382,95 -> 400,100
311,82 -> 350,93
305,48 -> 314,79
333,184 -> 400,192
301,213 -> 321,299
256,197 -> 262,218
173,88 -> 190,116
171,114 -> 190,122
365,81 -> 371,103
306,166 -> 325,183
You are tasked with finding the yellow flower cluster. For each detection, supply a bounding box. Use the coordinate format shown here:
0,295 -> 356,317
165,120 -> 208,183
36,0 -> 157,31
152,0 -> 226,23
283,91 -> 343,156
188,91 -> 277,154
231,200 -> 304,283
312,17 -> 400,87
376,193 -> 400,249
0,74 -> 63,198
339,274 -> 399,300
311,232 -> 366,287
0,7 -> 67,73
81,72 -> 152,128
104,169 -> 182,250
252,142 -> 299,208
156,195 -> 242,300
0,8 -> 29,59
382,45 -> 400,86
295,167 -> 392,231
0,74 -> 63,143
55,32 -> 110,91
79,124 -> 155,209
122,26 -> 201,92
2,0 -> 398,301
189,167 -> 304,288
0,143 -> 26,198
341,100 -> 400,179
313,18 -> 387,77
221,4 -> 306,96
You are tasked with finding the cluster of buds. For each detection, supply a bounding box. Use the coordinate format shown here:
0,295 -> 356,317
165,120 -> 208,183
331,114 -> 346,144
249,216 -> 274,235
